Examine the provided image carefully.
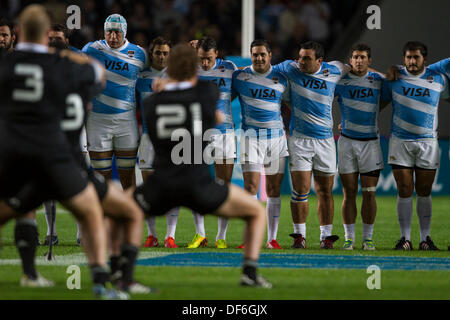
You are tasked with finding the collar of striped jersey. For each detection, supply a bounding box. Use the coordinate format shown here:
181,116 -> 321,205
348,70 -> 369,78
165,81 -> 194,91
197,60 -> 217,72
105,39 -> 129,51
15,42 -> 48,53
250,64 -> 273,77
403,66 -> 426,78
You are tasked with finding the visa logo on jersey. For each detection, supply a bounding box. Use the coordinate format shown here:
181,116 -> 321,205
104,60 -> 129,71
402,87 -> 430,97
349,88 -> 374,99
250,88 -> 277,98
301,79 -> 328,90
210,78 -> 227,88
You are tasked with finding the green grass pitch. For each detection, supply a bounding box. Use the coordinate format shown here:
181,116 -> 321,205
0,195 -> 449,300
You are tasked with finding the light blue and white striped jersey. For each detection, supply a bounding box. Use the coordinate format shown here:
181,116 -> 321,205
82,39 -> 147,118
198,58 -> 237,133
335,71 -> 385,139
381,66 -> 449,140
274,60 -> 346,139
136,66 -> 166,134
429,58 -> 450,81
232,65 -> 289,138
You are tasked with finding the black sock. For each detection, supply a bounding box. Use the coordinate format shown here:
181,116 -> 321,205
15,220 -> 38,279
242,258 -> 258,281
119,244 -> 139,284
109,255 -> 120,276
90,265 -> 110,286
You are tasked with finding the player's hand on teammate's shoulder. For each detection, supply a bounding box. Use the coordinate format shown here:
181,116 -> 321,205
58,49 -> 90,64
215,110 -> 225,124
152,78 -> 170,92
189,40 -> 199,49
386,65 -> 400,81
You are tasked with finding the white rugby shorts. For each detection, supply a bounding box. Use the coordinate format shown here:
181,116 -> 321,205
86,112 -> 139,152
388,136 -> 439,169
208,131 -> 237,162
80,125 -> 88,153
288,136 -> 336,174
240,134 -> 288,175
338,135 -> 384,174
137,133 -> 155,170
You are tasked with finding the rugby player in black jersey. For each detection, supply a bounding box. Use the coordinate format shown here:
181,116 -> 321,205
134,43 -> 272,288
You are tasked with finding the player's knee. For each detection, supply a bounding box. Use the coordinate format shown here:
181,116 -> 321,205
397,185 -> 414,198
266,184 -> 281,197
315,184 -> 332,198
343,186 -> 358,198
291,190 -> 309,204
244,181 -> 259,195
415,188 -> 432,197
361,186 -> 377,196
90,157 -> 113,171
116,156 -> 136,171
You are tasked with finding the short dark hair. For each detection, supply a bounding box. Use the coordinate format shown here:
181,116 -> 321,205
167,43 -> 198,81
50,23 -> 69,39
250,39 -> 271,54
149,36 -> 171,54
0,18 -> 15,37
300,41 -> 324,59
350,43 -> 371,58
403,41 -> 428,58
198,37 -> 217,52
150,36 -> 171,49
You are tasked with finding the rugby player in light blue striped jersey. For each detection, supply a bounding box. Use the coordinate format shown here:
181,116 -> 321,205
334,43 -> 390,251
382,42 -> 449,251
232,39 -> 290,250
193,37 -> 238,249
82,14 -> 147,189
82,14 -> 147,280
273,41 -> 352,249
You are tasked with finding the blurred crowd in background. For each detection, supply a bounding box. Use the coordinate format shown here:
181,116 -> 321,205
1,0 -> 361,62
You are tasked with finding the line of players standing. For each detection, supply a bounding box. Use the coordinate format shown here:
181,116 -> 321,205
75,14 -> 448,253
1,11 -> 448,261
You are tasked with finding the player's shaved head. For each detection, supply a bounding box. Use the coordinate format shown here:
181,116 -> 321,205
167,43 -> 198,81
18,4 -> 51,43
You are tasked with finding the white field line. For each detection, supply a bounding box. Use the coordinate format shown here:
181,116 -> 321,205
0,251 -> 172,266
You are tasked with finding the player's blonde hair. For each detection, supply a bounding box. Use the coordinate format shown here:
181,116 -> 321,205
167,43 -> 198,81
18,4 -> 51,42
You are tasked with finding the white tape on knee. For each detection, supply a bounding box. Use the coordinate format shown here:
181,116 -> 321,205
361,186 -> 377,192
90,157 -> 113,170
116,157 -> 137,170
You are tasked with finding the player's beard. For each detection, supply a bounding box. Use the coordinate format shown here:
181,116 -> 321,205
49,39 -> 69,50
406,63 -> 424,75
0,40 -> 12,53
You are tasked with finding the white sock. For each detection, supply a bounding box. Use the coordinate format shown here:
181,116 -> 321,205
44,201 -> 56,236
216,217 -> 228,241
266,197 -> 281,241
362,223 -> 374,241
252,194 -> 258,200
343,224 -> 355,241
319,224 -> 333,240
193,211 -> 205,237
145,216 -> 157,237
76,221 -> 82,240
397,196 -> 413,241
293,223 -> 306,238
416,195 -> 432,242
165,207 -> 179,239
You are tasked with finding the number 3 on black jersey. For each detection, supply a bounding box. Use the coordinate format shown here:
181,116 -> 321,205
12,64 -> 43,102
62,93 -> 84,131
